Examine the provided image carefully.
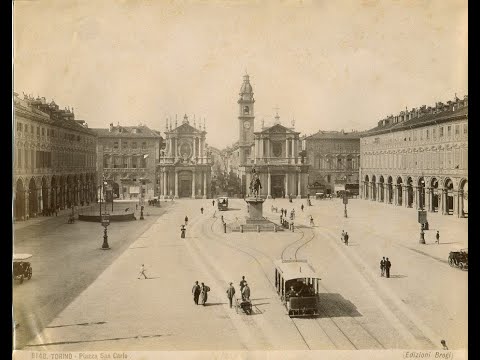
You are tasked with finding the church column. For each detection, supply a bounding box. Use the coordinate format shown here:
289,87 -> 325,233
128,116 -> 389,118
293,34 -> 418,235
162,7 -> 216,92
285,139 -> 289,159
38,187 -> 43,213
267,171 -> 271,198
297,172 -> 301,198
457,190 -> 464,218
174,170 -> 179,198
291,139 -> 295,159
285,173 -> 289,197
203,172 -> 207,199
246,172 -> 251,197
259,137 -> 264,162
426,187 -> 432,212
192,171 -> 196,199
403,185 -> 409,208
24,190 -> 29,220
193,138 -> 196,158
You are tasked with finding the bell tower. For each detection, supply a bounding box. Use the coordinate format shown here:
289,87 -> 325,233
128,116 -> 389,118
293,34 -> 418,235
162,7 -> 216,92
238,73 -> 255,165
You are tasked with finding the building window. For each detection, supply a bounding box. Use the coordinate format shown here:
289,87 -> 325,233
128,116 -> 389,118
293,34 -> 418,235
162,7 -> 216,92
426,129 -> 429,139
327,175 -> 331,183
17,123 -> 23,132
132,142 -> 137,149
433,128 -> 436,139
41,128 -> 45,136
463,123 -> 468,134
439,127 -> 444,137
123,141 -> 128,149
113,141 -> 119,149
142,142 -> 147,149
447,126 -> 451,136
455,125 -> 460,135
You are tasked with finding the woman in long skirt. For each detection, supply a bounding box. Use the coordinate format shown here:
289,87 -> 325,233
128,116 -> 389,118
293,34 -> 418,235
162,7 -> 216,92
199,283 -> 209,305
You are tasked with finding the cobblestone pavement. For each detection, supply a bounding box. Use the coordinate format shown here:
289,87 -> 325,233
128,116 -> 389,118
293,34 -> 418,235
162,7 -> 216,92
18,198 -> 467,351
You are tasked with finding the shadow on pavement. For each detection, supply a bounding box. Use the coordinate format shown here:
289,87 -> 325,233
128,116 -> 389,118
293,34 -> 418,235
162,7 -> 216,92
203,302 -> 227,306
317,293 -> 362,318
389,274 -> 407,278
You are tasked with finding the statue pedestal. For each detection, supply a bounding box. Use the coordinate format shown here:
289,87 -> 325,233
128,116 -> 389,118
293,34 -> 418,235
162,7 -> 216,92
229,197 -> 281,232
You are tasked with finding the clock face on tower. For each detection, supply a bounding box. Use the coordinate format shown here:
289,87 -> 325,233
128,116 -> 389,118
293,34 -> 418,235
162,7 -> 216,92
243,121 -> 251,129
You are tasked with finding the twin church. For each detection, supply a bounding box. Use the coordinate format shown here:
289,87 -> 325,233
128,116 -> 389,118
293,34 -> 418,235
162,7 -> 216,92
158,73 -> 309,199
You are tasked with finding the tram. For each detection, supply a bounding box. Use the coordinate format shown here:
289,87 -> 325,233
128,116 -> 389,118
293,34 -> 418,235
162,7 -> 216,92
274,259 -> 321,317
217,196 -> 229,211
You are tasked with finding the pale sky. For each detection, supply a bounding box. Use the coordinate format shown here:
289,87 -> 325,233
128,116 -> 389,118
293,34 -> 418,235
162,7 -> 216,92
13,0 -> 468,148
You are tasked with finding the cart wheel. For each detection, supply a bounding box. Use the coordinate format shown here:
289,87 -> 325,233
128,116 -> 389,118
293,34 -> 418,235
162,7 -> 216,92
19,275 -> 24,284
458,262 -> 464,270
27,267 -> 32,280
448,257 -> 454,267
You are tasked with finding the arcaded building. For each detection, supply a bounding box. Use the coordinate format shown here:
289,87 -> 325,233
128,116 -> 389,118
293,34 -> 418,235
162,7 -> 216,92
360,95 -> 468,217
157,115 -> 212,198
13,93 -> 97,221
92,123 -> 163,200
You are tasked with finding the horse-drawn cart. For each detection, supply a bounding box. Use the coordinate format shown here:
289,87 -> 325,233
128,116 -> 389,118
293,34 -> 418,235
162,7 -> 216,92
13,254 -> 33,284
235,298 -> 252,315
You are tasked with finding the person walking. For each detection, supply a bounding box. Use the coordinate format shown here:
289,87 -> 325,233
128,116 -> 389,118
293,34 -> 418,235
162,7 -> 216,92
180,224 -> 186,238
239,276 -> 247,294
212,200 -> 215,206
292,209 -> 296,219
138,264 -> 148,279
385,257 -> 391,278
341,230 -> 345,242
344,232 -> 349,246
380,257 -> 386,277
192,281 -> 201,305
226,282 -> 236,308
241,282 -> 251,301
184,216 -> 189,225
301,204 -> 304,212
199,282 -> 210,306
441,340 -> 448,350
436,231 -> 440,244
309,215 -> 314,226
201,207 -> 204,214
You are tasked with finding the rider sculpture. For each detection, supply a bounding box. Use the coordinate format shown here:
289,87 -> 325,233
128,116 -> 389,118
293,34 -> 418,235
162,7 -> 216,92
249,167 -> 262,198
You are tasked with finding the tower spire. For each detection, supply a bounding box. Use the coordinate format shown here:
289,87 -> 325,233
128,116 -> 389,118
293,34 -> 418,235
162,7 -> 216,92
175,114 -> 178,128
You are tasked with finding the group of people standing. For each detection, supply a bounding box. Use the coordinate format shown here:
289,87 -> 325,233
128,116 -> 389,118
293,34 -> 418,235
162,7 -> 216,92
380,257 -> 392,278
191,281 -> 210,306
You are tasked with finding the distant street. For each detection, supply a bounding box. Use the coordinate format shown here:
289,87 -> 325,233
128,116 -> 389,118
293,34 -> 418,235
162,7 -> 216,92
16,197 -> 467,351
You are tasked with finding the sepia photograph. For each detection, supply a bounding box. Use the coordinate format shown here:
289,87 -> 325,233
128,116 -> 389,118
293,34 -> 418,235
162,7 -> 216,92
12,1 -> 467,359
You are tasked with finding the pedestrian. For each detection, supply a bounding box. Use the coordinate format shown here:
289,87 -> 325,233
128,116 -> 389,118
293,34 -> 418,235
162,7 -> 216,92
241,282 -> 251,301
185,216 -> 189,225
192,281 -> 201,305
200,207 -> 204,214
212,200 -> 215,206
138,264 -> 148,279
309,215 -> 314,226
180,224 -> 186,238
239,276 -> 247,293
440,340 -> 448,350
380,257 -> 386,277
291,221 -> 295,232
226,282 -> 236,308
385,257 -> 391,278
341,229 -> 345,242
221,215 -> 224,223
280,214 -> 283,223
301,204 -> 304,212
292,209 -> 296,219
344,232 -> 349,246
436,231 -> 440,244
199,282 -> 210,306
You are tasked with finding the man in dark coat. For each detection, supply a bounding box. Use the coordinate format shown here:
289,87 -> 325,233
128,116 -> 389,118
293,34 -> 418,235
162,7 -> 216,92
239,276 -> 247,294
436,231 -> 440,244
226,282 -> 236,308
344,232 -> 349,246
385,258 -> 391,278
192,281 -> 201,305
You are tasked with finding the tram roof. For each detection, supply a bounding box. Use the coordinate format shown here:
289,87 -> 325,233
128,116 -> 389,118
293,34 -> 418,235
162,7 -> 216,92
274,259 -> 321,281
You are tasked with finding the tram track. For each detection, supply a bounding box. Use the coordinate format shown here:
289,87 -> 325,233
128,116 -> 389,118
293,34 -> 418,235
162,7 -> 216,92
196,211 -> 386,350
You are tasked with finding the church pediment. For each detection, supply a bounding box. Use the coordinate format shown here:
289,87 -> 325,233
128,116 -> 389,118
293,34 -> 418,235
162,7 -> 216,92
172,123 -> 203,134
258,124 -> 297,135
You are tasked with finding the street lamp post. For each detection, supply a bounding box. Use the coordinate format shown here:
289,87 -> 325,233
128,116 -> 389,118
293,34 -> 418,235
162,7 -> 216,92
101,213 -> 110,249
343,194 -> 348,218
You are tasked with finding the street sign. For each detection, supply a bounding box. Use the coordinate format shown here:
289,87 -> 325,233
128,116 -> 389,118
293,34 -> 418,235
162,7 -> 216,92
418,210 -> 427,224
343,196 -> 348,205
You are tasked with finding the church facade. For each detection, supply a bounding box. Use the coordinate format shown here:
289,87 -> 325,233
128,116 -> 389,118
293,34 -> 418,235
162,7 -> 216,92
157,115 -> 212,199
237,74 -> 309,198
